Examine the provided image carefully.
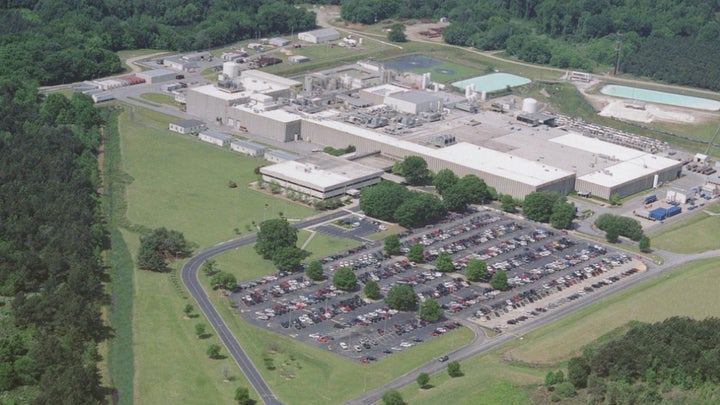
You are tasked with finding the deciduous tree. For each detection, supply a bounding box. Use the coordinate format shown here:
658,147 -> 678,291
416,372 -> 430,388
364,280 -> 381,299
435,252 -> 455,272
419,298 -> 443,322
401,156 -> 429,185
255,218 -> 298,260
447,360 -> 462,377
207,344 -> 221,359
407,243 -> 425,263
385,284 -> 417,311
333,267 -> 357,291
305,261 -> 324,281
490,270 -> 508,291
465,259 -> 488,281
384,234 -> 401,255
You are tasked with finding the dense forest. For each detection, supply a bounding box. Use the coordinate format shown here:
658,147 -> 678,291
341,0 -> 720,90
0,0 -> 316,85
0,81 -> 109,403
566,317 -> 720,403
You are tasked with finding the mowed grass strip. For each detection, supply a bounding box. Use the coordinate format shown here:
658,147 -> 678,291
140,92 -> 178,106
200,273 -> 475,405
123,229 -> 258,405
118,106 -> 314,248
650,209 -> 720,253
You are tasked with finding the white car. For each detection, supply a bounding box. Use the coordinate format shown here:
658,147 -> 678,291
339,342 -> 348,350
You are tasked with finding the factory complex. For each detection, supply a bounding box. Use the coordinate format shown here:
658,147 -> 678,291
180,61 -> 682,201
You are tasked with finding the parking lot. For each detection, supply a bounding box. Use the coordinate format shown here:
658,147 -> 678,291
229,208 -> 646,364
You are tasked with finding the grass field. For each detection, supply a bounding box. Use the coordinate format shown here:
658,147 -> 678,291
126,231 -> 258,405
198,268 -> 476,404
211,231 -> 362,284
140,92 -> 178,106
650,209 -> 720,253
118,105 -> 315,248
397,258 -> 720,404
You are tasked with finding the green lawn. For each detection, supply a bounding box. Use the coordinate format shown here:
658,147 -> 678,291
212,231 -> 362,284
140,92 -> 178,107
650,209 -> 720,253
118,105 -> 315,248
126,230 -> 258,405
397,258 -> 720,404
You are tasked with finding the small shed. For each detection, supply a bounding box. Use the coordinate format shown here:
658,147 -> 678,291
198,130 -> 233,147
169,119 -> 206,134
288,55 -> 310,64
694,153 -> 708,164
269,37 -> 290,47
231,140 -> 267,157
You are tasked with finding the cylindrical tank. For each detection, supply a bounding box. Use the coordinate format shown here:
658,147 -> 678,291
522,97 -> 538,113
223,62 -> 240,79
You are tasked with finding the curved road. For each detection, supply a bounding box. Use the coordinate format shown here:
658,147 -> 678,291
181,209 -> 353,405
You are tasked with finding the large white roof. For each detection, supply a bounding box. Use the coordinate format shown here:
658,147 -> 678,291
578,155 -> 681,187
261,155 -> 383,189
189,84 -> 251,101
550,133 -> 645,161
307,119 -> 572,186
240,70 -> 301,89
430,143 -> 574,186
233,105 -> 301,123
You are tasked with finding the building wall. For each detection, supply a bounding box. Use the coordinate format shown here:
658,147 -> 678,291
576,162 -> 682,200
260,173 -> 381,199
226,108 -> 300,142
198,135 -> 228,147
230,144 -> 265,157
186,90 -> 243,124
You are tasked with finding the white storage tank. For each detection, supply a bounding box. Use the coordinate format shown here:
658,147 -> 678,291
522,97 -> 538,114
223,62 -> 241,79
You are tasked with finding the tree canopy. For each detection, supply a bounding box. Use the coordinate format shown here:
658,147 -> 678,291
418,298 -> 443,322
522,191 -> 564,223
384,234 -> 401,256
255,218 -> 299,260
305,261 -> 324,281
137,227 -> 192,271
388,23 -> 407,42
333,267 -> 357,291
490,270 -> 509,291
341,0 -> 720,91
407,244 -> 425,263
433,168 -> 459,195
400,156 -> 430,185
385,284 -> 417,311
360,181 -> 411,221
364,280 -> 381,300
394,192 -> 447,228
0,84 -> 108,401
435,252 -> 455,272
464,259 -> 488,282
595,213 -> 644,241
0,1 -> 317,85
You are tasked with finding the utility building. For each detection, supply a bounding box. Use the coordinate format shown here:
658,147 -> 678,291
260,155 -> 384,199
227,105 -> 302,142
385,91 -> 442,114
298,28 -> 340,44
198,130 -> 233,147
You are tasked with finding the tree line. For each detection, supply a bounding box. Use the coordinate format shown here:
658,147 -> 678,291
564,317 -> 720,403
0,81 -> 108,403
341,0 -> 720,90
0,0 -> 317,85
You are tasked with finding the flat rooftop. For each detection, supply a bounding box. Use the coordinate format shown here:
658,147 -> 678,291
241,70 -> 301,89
388,90 -> 442,104
139,68 -> 176,77
233,105 -> 302,123
261,155 -> 383,189
189,84 -> 252,101
307,119 -> 572,186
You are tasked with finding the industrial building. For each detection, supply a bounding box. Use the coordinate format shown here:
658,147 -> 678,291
269,37 -> 290,47
300,118 -> 575,199
551,133 -> 682,200
384,91 -> 442,114
298,28 -> 340,44
359,84 -> 407,105
260,155 -> 384,199
265,150 -> 300,163
137,69 -> 178,84
169,119 -> 206,134
231,140 -> 266,157
186,70 -> 301,124
198,130 -> 233,147
289,55 -> 310,64
227,104 -> 302,142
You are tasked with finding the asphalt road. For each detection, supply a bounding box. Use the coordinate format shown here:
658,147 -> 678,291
181,209 -> 354,405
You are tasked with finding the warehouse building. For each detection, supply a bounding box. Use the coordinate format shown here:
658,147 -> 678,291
231,140 -> 266,157
260,155 -> 384,199
198,130 -> 233,147
298,28 -> 340,44
227,105 -> 302,142
169,119 -> 206,134
137,69 -> 178,84
385,91 -> 442,114
550,133 -> 682,200
300,119 -> 575,199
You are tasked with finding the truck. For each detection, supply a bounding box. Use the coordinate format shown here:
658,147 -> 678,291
666,206 -> 682,218
649,207 -> 667,221
644,195 -> 657,205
